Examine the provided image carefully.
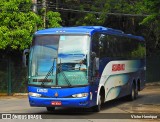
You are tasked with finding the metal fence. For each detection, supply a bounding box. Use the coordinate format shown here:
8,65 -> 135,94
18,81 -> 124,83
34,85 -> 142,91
0,59 -> 28,95
11,65 -> 28,93
146,56 -> 160,82
0,59 -> 8,94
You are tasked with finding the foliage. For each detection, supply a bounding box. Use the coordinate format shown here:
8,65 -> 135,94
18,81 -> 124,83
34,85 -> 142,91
0,0 -> 39,50
75,0 -> 108,25
74,0 -> 146,25
0,0 -> 61,50
46,11 -> 62,28
140,0 -> 160,24
139,0 -> 160,56
131,45 -> 146,58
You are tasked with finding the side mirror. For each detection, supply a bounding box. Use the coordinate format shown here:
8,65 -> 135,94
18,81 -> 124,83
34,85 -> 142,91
23,49 -> 29,67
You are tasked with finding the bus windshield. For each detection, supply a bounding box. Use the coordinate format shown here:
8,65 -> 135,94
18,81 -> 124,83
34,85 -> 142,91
29,35 -> 90,87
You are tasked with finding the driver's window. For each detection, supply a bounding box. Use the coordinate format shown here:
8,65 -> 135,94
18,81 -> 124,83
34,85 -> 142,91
91,33 -> 100,77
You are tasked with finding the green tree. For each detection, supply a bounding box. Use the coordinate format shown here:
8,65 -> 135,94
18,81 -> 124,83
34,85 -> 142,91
0,0 -> 40,50
141,0 -> 160,24
46,11 -> 62,28
0,0 -> 61,50
140,0 -> 160,56
74,0 -> 146,25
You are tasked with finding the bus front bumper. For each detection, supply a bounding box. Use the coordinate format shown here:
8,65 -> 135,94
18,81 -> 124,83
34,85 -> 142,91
28,96 -> 91,108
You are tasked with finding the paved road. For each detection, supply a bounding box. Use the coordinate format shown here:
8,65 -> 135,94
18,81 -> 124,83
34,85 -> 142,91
0,84 -> 160,121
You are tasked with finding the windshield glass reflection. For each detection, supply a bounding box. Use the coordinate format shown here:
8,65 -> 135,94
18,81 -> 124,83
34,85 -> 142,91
57,35 -> 89,86
29,35 -> 90,86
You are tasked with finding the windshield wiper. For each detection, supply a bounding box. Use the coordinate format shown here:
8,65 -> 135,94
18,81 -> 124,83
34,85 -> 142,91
41,58 -> 72,87
57,59 -> 72,87
41,58 -> 56,87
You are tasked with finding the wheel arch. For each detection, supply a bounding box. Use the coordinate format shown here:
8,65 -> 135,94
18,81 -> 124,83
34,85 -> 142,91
96,85 -> 105,105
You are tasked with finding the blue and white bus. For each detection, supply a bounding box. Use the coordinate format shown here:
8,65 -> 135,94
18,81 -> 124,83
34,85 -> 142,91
26,26 -> 146,112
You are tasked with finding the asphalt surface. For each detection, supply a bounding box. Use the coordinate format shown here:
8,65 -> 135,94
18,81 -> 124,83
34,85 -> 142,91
0,83 -> 160,122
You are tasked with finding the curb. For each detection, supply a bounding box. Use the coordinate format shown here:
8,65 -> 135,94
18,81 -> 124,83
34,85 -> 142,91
13,93 -> 28,96
0,93 -> 28,96
146,82 -> 160,86
0,93 -> 7,96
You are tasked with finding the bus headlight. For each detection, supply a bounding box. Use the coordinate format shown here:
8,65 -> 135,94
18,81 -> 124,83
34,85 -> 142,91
28,92 -> 41,97
72,93 -> 88,98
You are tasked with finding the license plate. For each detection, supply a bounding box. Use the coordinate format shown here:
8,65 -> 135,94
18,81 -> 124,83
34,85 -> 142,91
51,101 -> 62,106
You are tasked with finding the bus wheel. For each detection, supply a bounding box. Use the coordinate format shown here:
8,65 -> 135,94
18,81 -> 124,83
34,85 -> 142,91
46,107 -> 55,112
129,83 -> 138,101
93,94 -> 101,112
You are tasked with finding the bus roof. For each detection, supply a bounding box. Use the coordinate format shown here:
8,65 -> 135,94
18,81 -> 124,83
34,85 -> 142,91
35,26 -> 144,41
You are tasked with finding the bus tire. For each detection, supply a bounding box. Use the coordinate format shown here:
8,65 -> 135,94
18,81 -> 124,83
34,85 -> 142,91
93,93 -> 101,112
46,107 -> 55,112
128,83 -> 138,101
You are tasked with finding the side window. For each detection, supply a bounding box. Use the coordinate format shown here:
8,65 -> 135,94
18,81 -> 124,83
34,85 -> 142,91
130,40 -> 146,59
120,37 -> 146,59
120,37 -> 132,58
91,33 -> 101,76
99,34 -> 119,58
99,34 -> 107,57
92,34 -> 146,59
97,34 -> 146,59
92,33 -> 100,55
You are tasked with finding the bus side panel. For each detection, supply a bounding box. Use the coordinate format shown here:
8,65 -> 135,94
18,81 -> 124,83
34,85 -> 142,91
98,59 -> 145,102
117,72 -> 140,98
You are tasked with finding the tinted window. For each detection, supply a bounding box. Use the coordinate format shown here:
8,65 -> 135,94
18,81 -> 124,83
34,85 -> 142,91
98,34 -> 145,59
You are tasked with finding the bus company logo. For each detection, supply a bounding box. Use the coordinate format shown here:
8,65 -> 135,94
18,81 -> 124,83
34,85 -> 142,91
37,89 -> 48,93
54,92 -> 59,97
112,64 -> 125,71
